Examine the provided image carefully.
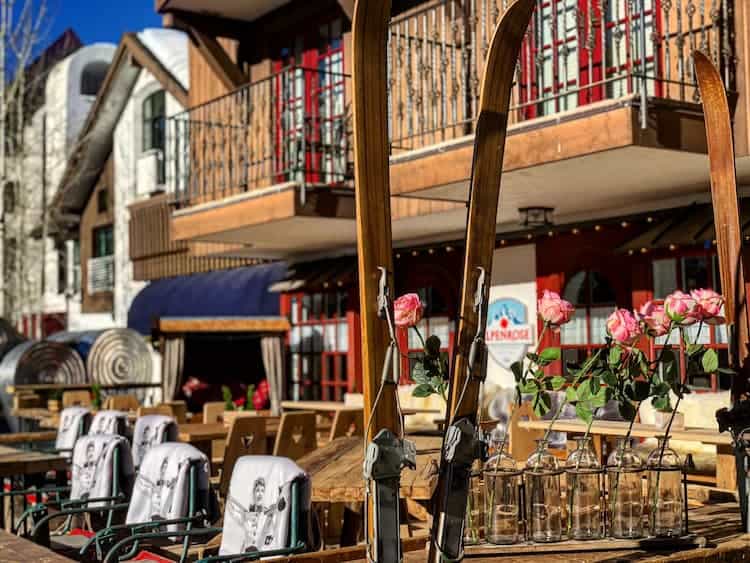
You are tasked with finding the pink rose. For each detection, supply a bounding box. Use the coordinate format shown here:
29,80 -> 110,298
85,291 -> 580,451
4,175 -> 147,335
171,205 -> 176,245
606,308 -> 642,345
664,290 -> 700,326
394,293 -> 425,327
691,288 -> 725,324
537,290 -> 575,326
638,301 -> 671,337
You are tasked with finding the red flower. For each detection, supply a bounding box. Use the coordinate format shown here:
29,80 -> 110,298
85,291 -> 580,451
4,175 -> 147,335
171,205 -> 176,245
253,389 -> 268,411
394,293 -> 425,327
233,397 -> 246,408
257,379 -> 270,398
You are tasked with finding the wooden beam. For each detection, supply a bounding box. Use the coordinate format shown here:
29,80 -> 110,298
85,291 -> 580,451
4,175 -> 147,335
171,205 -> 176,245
157,317 -> 291,333
337,0 -> 355,20
178,18 -> 247,90
122,33 -> 189,108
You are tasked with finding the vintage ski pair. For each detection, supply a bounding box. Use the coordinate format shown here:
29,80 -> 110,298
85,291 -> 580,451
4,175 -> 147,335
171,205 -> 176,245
351,0 -> 534,561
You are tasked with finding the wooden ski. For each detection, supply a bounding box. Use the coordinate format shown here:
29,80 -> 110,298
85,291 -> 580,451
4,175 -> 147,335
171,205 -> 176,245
693,50 -> 750,402
352,1 -> 415,561
429,1 -> 535,561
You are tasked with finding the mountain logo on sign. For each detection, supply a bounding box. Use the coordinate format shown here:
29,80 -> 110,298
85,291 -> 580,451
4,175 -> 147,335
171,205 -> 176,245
485,297 -> 534,369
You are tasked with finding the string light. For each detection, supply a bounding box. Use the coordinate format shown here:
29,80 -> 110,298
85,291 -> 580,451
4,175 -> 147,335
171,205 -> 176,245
647,216 -> 654,223
396,253 -> 401,259
572,228 -> 580,235
640,247 -> 648,254
500,239 -> 507,246
594,225 -> 602,232
446,246 -> 454,253
411,250 -> 418,256
428,248 -> 435,255
628,249 -> 635,256
668,244 -> 677,251
526,233 -> 533,240
621,221 -> 630,228
547,231 -> 554,237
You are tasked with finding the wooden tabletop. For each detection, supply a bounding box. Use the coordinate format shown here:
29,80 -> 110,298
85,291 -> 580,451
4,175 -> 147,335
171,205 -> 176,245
178,418 -> 283,443
281,401 -> 360,412
0,529 -> 74,562
297,435 -> 441,503
517,419 -> 733,445
0,445 -> 68,478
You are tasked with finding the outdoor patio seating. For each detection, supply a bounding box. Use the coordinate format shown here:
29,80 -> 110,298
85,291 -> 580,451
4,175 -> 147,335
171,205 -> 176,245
132,414 -> 179,471
88,410 -> 130,438
103,394 -> 139,411
273,412 -> 317,461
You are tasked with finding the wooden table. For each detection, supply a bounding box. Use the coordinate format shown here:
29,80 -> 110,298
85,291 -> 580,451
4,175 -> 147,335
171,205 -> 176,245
297,435 -> 441,503
281,401 -> 360,412
517,419 -> 736,489
0,529 -> 74,562
0,445 -> 67,478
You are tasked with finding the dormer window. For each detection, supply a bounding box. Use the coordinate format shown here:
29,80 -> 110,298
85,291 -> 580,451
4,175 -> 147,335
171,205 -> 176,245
80,61 -> 109,96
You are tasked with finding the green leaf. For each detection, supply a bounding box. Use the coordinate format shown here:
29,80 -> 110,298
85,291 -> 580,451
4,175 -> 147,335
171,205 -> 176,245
651,382 -> 670,396
718,367 -> 736,375
608,346 -> 622,366
550,376 -> 566,391
520,380 -> 538,394
577,383 -> 592,402
533,391 -> 552,417
526,352 -> 539,363
540,347 -> 561,362
602,370 -> 618,388
702,349 -> 719,373
565,386 -> 578,403
412,362 -> 428,384
575,402 -> 594,425
633,380 -> 651,401
589,375 -> 600,395
686,343 -> 703,358
510,361 -> 524,382
412,384 -> 434,398
618,401 -> 636,421
661,349 -> 679,385
652,395 -> 672,412
425,335 -> 442,358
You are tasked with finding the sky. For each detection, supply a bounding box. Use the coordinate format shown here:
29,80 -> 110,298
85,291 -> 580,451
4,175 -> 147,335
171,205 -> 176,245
40,0 -> 161,47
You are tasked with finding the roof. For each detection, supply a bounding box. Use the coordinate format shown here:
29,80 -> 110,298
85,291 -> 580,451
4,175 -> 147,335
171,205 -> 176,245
50,29 -> 189,223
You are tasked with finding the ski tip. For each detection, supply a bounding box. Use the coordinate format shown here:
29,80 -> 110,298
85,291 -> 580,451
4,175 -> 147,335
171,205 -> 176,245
692,50 -> 719,84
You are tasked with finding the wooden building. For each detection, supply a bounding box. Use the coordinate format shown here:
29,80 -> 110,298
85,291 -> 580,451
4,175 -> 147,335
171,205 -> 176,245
122,0 -> 750,401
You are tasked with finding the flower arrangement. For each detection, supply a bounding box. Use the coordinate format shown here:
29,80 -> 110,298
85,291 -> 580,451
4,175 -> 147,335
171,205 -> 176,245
222,380 -> 270,412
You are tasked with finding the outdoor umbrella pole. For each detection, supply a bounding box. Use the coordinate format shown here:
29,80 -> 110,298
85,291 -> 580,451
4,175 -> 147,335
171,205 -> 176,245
428,1 -> 535,561
352,1 -> 415,561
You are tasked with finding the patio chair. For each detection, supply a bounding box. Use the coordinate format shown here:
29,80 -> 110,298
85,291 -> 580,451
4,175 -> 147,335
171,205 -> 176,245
103,394 -> 139,411
88,410 -> 130,438
328,408 -> 364,441
101,455 -> 315,562
273,412 -> 317,461
80,442 -> 216,563
214,416 -> 267,499
132,414 -> 179,471
18,434 -> 134,550
62,390 -> 93,409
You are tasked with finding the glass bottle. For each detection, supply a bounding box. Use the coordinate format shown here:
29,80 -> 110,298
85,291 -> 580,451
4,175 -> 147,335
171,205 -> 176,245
484,431 -> 522,544
524,439 -> 563,542
647,436 -> 684,537
606,437 -> 645,539
565,436 -> 602,540
464,459 -> 484,545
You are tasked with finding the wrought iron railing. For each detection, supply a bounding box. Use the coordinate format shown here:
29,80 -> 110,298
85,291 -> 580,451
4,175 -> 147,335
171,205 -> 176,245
169,66 -> 351,207
87,255 -> 114,294
169,0 -> 734,206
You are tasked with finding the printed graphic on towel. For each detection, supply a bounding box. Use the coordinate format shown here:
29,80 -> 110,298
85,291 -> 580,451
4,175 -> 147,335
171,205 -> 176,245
228,477 -> 288,552
91,415 -> 118,435
134,457 -> 181,518
60,410 -> 77,433
74,441 -> 100,498
135,424 -> 154,464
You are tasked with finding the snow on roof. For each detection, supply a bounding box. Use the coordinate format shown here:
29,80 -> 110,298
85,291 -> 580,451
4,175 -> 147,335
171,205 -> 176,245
136,28 -> 189,90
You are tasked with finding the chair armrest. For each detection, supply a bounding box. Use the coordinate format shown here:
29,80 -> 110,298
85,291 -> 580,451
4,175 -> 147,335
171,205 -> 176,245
30,502 -> 130,540
196,541 -> 307,563
61,494 -> 124,509
0,485 -> 69,498
103,526 -> 222,563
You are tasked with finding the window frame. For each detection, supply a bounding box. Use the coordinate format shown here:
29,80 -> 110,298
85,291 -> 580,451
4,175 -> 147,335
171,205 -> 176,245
92,225 -> 114,258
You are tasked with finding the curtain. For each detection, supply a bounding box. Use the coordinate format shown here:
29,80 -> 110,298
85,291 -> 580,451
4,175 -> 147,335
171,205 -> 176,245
162,337 -> 184,402
261,335 -> 284,415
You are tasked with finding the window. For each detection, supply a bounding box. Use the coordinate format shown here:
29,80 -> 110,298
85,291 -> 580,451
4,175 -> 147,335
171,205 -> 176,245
3,181 -> 15,215
80,61 -> 109,96
287,291 -> 350,401
97,189 -> 108,213
560,270 -> 617,374
92,225 -> 113,258
652,254 -> 729,390
142,91 -> 166,152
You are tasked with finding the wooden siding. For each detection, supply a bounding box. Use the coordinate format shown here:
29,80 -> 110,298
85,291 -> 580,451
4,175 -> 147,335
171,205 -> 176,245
187,38 -> 239,108
80,155 -> 114,314
129,193 -> 257,281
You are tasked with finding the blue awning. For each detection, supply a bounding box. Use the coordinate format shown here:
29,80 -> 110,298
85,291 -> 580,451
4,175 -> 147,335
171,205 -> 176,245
127,262 -> 288,335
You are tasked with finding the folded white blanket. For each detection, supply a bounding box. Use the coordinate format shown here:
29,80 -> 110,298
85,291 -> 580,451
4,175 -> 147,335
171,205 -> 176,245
126,442 -> 210,532
132,415 -> 178,470
70,435 -> 134,507
220,456 -> 310,556
55,407 -> 90,455
88,410 -> 128,437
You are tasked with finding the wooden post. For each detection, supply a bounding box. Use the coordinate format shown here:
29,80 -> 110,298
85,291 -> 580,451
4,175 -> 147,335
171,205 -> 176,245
694,50 -> 750,401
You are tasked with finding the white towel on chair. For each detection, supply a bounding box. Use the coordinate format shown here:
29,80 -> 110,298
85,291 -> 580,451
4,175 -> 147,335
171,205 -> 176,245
220,456 -> 310,556
126,442 -> 210,532
132,415 -> 178,470
55,407 -> 90,455
70,435 -> 133,507
89,410 -> 128,436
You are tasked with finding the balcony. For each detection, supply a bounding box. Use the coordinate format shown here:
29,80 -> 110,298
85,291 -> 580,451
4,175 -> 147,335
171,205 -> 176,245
170,0 -> 735,254
87,255 -> 114,294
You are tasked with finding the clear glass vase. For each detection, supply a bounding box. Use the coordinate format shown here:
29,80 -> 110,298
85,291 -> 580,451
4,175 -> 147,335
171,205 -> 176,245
525,439 -> 563,542
606,437 -> 645,539
647,436 -> 684,537
464,459 -> 484,545
565,436 -> 603,540
484,432 -> 521,544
